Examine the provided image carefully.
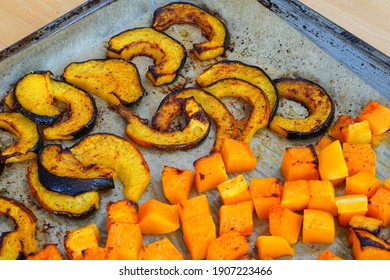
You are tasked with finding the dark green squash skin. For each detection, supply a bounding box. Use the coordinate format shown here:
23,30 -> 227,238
37,144 -> 115,197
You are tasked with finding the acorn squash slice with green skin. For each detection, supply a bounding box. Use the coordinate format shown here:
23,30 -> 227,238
196,60 -> 279,120
0,196 -> 38,257
42,79 -> 97,141
63,59 -> 145,106
117,97 -> 210,151
69,133 -> 151,202
203,78 -> 270,144
152,88 -> 238,153
0,112 -> 41,164
13,71 -> 62,125
106,28 -> 186,86
152,2 -> 229,61
37,144 -> 115,196
269,78 -> 335,139
28,161 -> 100,218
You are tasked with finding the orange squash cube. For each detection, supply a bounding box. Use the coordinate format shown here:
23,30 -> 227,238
78,247 -> 118,260
26,244 -> 63,260
302,209 -> 335,244
350,229 -> 390,260
341,120 -> 372,144
356,100 -> 390,135
281,180 -> 310,212
345,171 -> 381,198
178,194 -> 210,223
220,138 -> 257,173
105,223 -> 142,260
318,140 -> 348,185
335,194 -> 368,227
307,180 -> 338,216
138,198 -> 180,235
348,214 -> 383,235
280,145 -> 319,181
138,238 -> 184,260
269,205 -> 303,244
64,223 -> 100,260
255,235 -> 294,260
328,115 -> 356,142
366,188 -> 390,227
343,143 -> 376,176
317,249 -> 344,260
161,165 -> 194,204
182,213 -> 216,260
217,174 -> 252,205
314,135 -> 332,154
206,231 -> 249,260
249,177 -> 282,220
383,176 -> 390,191
194,152 -> 228,193
219,201 -> 254,236
106,199 -> 138,232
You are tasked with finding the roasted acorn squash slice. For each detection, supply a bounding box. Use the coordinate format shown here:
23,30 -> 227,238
14,71 -> 62,125
69,133 -> 151,202
269,78 -> 335,139
42,79 -> 97,140
152,2 -> 229,61
152,88 -> 238,153
37,144 -> 115,196
0,112 -> 41,164
28,161 -> 100,218
117,97 -> 210,150
203,78 -> 270,143
196,60 -> 279,119
63,59 -> 145,106
0,196 -> 38,257
107,27 -> 186,86
0,231 -> 23,260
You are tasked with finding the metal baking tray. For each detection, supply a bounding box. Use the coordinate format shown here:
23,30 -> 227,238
0,0 -> 389,260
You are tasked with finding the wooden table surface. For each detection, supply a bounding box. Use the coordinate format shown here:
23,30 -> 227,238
0,0 -> 389,57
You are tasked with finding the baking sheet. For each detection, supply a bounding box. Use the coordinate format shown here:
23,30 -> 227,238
0,0 -> 389,260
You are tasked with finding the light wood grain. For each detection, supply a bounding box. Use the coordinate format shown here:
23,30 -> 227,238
0,0 -> 389,57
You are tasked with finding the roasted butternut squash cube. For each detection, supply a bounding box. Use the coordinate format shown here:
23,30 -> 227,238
161,165 -> 194,204
182,213 -> 216,260
366,188 -> 390,227
350,229 -> 390,260
356,100 -> 390,135
314,135 -> 332,154
317,249 -> 343,260
178,194 -> 210,223
302,209 -> 335,244
219,201 -> 254,236
343,143 -> 376,176
341,120 -> 372,144
318,140 -> 348,185
106,199 -> 138,232
105,223 -> 142,260
269,205 -> 302,244
328,115 -> 355,142
348,214 -> 383,236
280,145 -> 319,181
335,194 -> 368,227
64,223 -> 100,260
220,138 -> 257,173
249,177 -> 282,220
307,180 -> 338,216
138,237 -> 184,260
281,180 -> 310,211
383,176 -> 390,191
79,247 -> 118,260
138,198 -> 180,235
26,244 -> 63,260
217,174 -> 252,205
206,230 -> 249,260
194,152 -> 228,193
345,171 -> 381,198
255,235 -> 294,260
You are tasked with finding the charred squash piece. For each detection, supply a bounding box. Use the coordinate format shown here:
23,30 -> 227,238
350,229 -> 390,260
0,231 -> 23,260
42,79 -> 97,140
269,78 -> 334,139
203,78 -> 270,143
152,88 -> 238,153
0,112 -> 41,164
152,2 -> 229,61
107,27 -> 186,86
0,196 -> 38,257
196,60 -> 279,119
37,144 -> 115,196
14,71 -> 62,125
28,161 -> 100,218
69,133 -> 151,202
118,97 -> 210,150
63,59 -> 145,106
